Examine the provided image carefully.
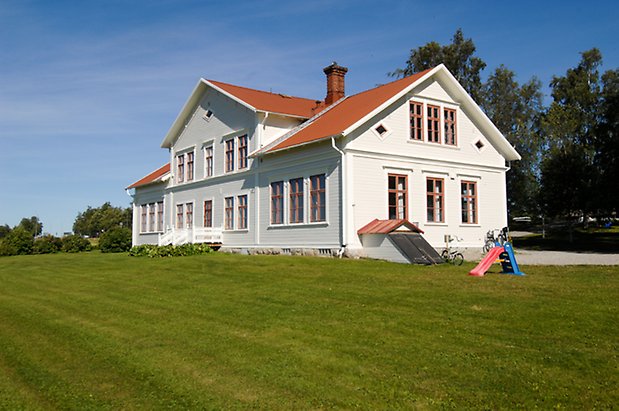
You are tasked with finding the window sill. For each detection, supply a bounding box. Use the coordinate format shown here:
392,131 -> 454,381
267,222 -> 328,229
424,222 -> 448,226
406,140 -> 460,150
139,231 -> 164,235
460,223 -> 481,227
223,229 -> 249,233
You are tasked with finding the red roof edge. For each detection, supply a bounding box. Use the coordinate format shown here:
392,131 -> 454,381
126,163 -> 170,189
357,219 -> 424,235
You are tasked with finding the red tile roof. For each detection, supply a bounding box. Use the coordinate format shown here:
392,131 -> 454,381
208,79 -> 320,118
357,219 -> 424,235
127,163 -> 170,189
265,69 -> 433,153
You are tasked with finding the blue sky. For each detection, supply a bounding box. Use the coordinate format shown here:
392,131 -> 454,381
1,0 -> 617,235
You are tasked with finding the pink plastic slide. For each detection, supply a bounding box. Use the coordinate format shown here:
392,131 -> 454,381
469,246 -> 505,276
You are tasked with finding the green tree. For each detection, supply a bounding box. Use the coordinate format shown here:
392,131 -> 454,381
482,65 -> 544,217
17,216 -> 43,237
0,225 -> 10,239
540,49 -> 607,222
596,69 -> 619,214
73,202 -> 132,237
99,227 -> 132,253
391,28 -> 487,102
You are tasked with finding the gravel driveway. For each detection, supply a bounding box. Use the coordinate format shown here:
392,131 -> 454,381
515,249 -> 619,265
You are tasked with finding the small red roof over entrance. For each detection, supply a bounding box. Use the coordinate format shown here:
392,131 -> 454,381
357,219 -> 424,235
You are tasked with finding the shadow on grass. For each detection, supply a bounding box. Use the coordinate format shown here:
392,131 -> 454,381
512,227 -> 619,253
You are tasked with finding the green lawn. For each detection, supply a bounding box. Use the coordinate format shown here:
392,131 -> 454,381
513,225 -> 619,253
0,252 -> 617,409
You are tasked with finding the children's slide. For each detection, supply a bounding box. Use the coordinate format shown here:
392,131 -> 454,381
469,246 -> 505,276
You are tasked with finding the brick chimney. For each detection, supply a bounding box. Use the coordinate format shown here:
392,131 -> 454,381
323,62 -> 348,106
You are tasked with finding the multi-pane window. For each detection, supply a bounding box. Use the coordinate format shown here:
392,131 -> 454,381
225,197 -> 234,230
426,178 -> 444,222
140,205 -> 147,233
185,203 -> 193,228
388,174 -> 407,220
148,203 -> 156,231
176,204 -> 184,229
444,108 -> 457,145
156,201 -> 164,231
238,135 -> 248,169
176,154 -> 185,183
225,139 -> 235,172
238,195 -> 248,229
186,152 -> 194,181
289,178 -> 304,223
427,105 -> 440,143
204,146 -> 213,177
204,200 -> 212,228
461,181 -> 478,224
410,102 -> 423,141
270,181 -> 284,225
310,174 -> 326,222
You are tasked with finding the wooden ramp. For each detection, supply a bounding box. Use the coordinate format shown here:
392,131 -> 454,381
389,233 -> 443,265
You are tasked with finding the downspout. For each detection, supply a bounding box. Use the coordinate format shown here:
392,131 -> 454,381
331,136 -> 346,254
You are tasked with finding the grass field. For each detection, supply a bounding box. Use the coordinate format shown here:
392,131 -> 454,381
0,252 -> 617,409
513,225 -> 619,253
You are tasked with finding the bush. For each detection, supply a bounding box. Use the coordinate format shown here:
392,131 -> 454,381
129,243 -> 213,258
62,235 -> 92,253
33,235 -> 62,254
0,228 -> 34,256
99,227 -> 132,253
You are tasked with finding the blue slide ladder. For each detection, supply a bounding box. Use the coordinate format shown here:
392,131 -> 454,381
498,242 -> 525,276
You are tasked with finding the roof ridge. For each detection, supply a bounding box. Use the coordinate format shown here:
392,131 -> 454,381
253,96 -> 349,156
346,68 -> 434,100
206,79 -> 318,103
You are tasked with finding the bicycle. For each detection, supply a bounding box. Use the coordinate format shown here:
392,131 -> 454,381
442,236 -> 464,266
483,227 -> 510,252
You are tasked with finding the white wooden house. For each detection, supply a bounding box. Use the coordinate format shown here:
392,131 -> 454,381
127,63 -> 520,262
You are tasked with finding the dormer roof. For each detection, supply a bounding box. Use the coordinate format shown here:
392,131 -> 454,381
126,163 -> 170,189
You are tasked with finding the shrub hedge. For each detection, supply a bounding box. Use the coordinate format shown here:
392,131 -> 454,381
99,227 -> 132,253
129,243 -> 213,258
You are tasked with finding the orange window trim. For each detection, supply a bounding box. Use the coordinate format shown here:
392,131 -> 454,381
444,108 -> 457,146
427,104 -> 440,143
426,177 -> 444,223
388,173 -> 408,220
410,101 -> 424,141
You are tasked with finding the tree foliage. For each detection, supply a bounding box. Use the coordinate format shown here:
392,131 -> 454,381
482,66 -> 544,216
16,216 -> 43,238
391,28 -> 487,102
73,202 -> 132,238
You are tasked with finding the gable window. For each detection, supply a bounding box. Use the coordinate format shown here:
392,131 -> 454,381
225,139 -> 235,172
427,105 -> 440,143
204,200 -> 212,228
238,135 -> 248,169
140,205 -> 147,233
410,102 -> 423,140
156,201 -> 164,231
238,195 -> 248,229
148,203 -> 156,231
225,197 -> 234,230
426,177 -> 444,223
461,181 -> 478,224
203,109 -> 213,120
270,181 -> 284,225
176,154 -> 185,183
289,177 -> 304,223
310,174 -> 326,222
204,146 -> 213,177
388,174 -> 407,220
444,108 -> 457,145
176,204 -> 184,229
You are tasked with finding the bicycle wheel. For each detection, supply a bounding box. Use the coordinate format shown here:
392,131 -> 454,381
441,249 -> 450,262
452,252 -> 464,266
483,240 -> 495,252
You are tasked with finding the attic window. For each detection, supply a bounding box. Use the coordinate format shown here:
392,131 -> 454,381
474,140 -> 485,150
203,109 -> 213,120
373,123 -> 391,139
